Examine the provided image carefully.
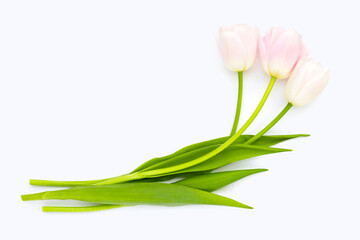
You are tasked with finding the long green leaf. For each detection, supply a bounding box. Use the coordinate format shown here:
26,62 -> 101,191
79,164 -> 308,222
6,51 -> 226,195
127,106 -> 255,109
246,134 -> 309,146
131,134 -> 308,173
22,183 -> 252,209
175,169 -> 267,191
30,145 -> 289,187
93,144 -> 288,185
29,134 -> 306,187
140,144 -> 290,174
129,171 -> 210,183
41,168 -> 267,212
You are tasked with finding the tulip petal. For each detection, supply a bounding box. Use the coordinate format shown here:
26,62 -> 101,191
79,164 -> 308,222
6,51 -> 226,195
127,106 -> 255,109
268,30 -> 303,79
243,27 -> 259,70
217,31 -> 247,71
259,27 -> 308,79
292,69 -> 329,106
286,58 -> 329,106
217,24 -> 259,72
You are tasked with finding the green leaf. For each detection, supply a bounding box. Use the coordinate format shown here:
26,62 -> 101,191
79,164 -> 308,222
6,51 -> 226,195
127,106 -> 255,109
43,205 -> 124,212
247,134 -> 309,147
29,134 -> 306,187
129,171 -> 210,183
93,144 -> 289,185
175,169 -> 267,191
131,134 -> 308,173
130,136 -> 229,173
40,169 -> 266,212
140,144 -> 290,174
22,183 -> 252,209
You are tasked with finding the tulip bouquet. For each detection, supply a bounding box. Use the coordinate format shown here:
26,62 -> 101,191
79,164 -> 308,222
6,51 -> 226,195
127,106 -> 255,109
21,25 -> 329,212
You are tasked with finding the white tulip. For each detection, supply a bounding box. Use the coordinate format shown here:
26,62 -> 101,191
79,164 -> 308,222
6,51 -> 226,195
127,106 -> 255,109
286,58 -> 329,106
216,24 -> 259,72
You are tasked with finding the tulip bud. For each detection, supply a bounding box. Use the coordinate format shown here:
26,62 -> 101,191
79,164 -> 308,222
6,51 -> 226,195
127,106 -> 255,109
285,58 -> 329,106
216,24 -> 259,72
259,27 -> 308,79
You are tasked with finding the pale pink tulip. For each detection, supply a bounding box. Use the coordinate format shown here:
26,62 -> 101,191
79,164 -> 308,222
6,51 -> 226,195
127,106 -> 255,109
286,58 -> 329,106
216,24 -> 259,72
259,27 -> 308,79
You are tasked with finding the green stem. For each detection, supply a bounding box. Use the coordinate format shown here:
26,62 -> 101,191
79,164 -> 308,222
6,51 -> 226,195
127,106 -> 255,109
230,71 -> 243,136
245,103 -> 293,145
30,179 -> 107,187
96,77 -> 277,185
43,205 -> 125,212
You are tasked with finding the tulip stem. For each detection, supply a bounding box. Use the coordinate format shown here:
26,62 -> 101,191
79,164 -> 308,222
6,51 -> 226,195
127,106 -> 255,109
245,102 -> 293,145
230,71 -> 243,136
30,179 -> 107,187
96,77 -> 277,185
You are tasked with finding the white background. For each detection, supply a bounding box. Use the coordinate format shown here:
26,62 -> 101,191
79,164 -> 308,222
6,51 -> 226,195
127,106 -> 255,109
1,0 -> 359,239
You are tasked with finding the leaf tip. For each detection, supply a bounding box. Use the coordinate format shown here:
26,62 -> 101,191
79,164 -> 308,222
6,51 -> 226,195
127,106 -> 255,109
243,204 -> 254,209
250,168 -> 268,174
273,147 -> 292,152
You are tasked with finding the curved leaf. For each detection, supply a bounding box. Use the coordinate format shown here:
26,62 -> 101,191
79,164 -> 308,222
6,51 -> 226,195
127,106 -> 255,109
175,169 -> 267,191
41,169 -> 267,212
140,144 -> 290,174
22,183 -> 252,209
29,134 -> 305,187
131,134 -> 308,172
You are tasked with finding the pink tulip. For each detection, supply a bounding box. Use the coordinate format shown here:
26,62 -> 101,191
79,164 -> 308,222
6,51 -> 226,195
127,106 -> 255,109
216,24 -> 259,72
285,58 -> 329,106
259,27 -> 308,79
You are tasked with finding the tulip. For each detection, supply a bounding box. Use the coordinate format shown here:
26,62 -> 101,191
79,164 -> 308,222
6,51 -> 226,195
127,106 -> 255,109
259,27 -> 308,79
216,24 -> 260,136
245,58 -> 329,144
216,24 -> 259,72
285,58 -> 329,106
